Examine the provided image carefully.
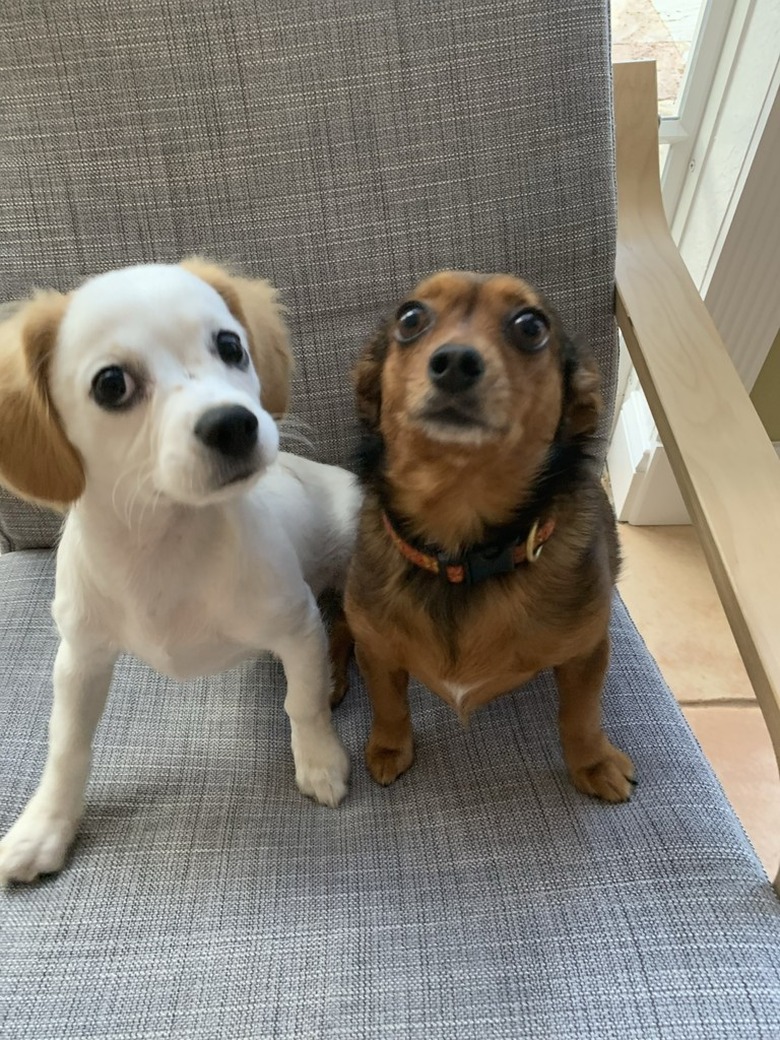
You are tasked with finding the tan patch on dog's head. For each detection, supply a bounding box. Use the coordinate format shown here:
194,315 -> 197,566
181,257 -> 292,416
0,291 -> 85,507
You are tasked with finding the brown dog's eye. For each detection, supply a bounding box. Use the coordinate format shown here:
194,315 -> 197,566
91,366 -> 138,411
394,301 -> 432,344
505,308 -> 550,353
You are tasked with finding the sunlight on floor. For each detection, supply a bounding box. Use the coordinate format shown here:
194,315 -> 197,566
611,0 -> 704,114
618,523 -> 780,877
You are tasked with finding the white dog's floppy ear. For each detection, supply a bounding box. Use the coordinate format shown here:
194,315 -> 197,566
181,257 -> 293,417
0,291 -> 86,507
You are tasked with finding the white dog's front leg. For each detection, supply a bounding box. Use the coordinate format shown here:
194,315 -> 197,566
0,638 -> 116,885
272,600 -> 350,808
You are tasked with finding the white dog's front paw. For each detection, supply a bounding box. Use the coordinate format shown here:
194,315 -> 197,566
0,809 -> 77,886
292,727 -> 350,807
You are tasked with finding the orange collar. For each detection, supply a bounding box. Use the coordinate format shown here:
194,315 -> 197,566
382,511 -> 555,586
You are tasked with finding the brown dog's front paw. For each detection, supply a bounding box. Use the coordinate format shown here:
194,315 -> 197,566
570,743 -> 635,803
366,736 -> 414,786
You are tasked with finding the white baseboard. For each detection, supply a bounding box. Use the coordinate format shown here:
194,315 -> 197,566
625,447 -> 691,525
608,396 -> 779,526
606,388 -> 653,517
607,390 -> 690,525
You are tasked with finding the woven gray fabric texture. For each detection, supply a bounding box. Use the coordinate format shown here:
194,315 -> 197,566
4,3 -> 778,1037
1,549 -> 778,1039
0,488 -> 62,553
0,0 -> 615,471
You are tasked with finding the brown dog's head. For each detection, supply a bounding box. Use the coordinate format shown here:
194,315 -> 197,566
353,272 -> 603,536
355,270 -> 600,462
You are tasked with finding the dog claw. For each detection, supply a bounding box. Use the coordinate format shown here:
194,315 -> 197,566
365,738 -> 414,786
293,731 -> 350,807
329,678 -> 349,708
570,744 -> 635,804
296,768 -> 349,807
0,812 -> 76,886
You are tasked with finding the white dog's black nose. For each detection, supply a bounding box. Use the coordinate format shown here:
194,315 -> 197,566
195,405 -> 259,458
428,344 -> 485,394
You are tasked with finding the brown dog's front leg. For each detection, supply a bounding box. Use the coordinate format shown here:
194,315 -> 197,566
555,636 -> 635,803
355,641 -> 413,785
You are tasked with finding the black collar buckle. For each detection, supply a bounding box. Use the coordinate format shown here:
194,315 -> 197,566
464,542 -> 517,585
445,542 -> 517,586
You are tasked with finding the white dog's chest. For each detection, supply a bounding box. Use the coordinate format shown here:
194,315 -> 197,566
134,633 -> 255,680
96,589 -> 247,678
52,455 -> 359,685
56,527 -> 266,681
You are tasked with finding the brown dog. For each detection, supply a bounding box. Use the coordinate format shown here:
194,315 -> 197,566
344,271 -> 634,802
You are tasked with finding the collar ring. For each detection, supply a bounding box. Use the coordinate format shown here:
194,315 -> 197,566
526,519 -> 544,562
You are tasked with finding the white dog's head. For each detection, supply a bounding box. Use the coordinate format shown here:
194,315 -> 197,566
0,259 -> 292,510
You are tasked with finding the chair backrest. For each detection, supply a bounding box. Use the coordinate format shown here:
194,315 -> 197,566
0,0 -> 616,548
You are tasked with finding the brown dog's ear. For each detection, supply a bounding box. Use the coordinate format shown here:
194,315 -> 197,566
353,321 -> 391,429
181,256 -> 292,416
560,339 -> 603,438
0,291 -> 85,507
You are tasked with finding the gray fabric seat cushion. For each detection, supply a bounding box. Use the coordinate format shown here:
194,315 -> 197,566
1,549 -> 778,1039
2,2 -> 779,1036
1,0 -> 617,478
0,489 -> 62,554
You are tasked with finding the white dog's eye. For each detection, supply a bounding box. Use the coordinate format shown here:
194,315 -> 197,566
91,366 -> 138,410
215,330 -> 248,368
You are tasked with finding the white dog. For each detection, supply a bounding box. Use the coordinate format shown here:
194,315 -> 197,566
0,259 -> 360,885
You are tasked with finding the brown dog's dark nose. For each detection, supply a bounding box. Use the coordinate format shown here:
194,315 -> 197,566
428,344 -> 485,394
194,405 -> 258,458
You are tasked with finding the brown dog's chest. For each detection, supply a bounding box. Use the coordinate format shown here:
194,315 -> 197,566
348,566 -> 610,718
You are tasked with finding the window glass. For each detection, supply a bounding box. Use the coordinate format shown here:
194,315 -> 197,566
612,0 -> 706,115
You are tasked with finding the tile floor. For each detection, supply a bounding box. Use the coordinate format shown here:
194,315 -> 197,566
610,3 -> 780,877
611,0 -> 703,114
618,523 -> 780,877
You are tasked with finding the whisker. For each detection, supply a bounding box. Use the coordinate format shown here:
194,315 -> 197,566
277,415 -> 315,454
111,459 -> 146,522
108,425 -> 161,534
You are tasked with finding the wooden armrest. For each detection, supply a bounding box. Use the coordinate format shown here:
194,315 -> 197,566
613,61 -> 780,890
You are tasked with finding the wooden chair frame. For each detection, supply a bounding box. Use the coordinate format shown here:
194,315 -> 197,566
614,61 -> 780,893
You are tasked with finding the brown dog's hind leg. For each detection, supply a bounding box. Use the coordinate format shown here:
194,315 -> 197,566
328,608 -> 353,708
555,636 -> 635,803
355,642 -> 413,785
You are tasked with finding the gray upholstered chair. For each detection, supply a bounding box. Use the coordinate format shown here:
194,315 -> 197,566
1,3 -> 778,1037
